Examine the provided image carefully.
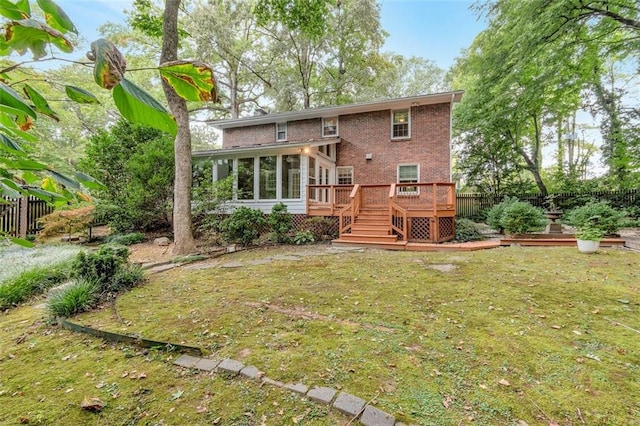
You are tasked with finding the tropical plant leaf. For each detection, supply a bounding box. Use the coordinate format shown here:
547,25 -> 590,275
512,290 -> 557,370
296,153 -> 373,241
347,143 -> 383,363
65,85 -> 100,104
0,0 -> 31,20
0,118 -> 38,142
48,169 -> 80,190
0,82 -> 36,119
36,0 -> 77,34
20,170 -> 39,184
0,177 -> 23,197
5,18 -> 73,59
27,186 -> 66,203
10,236 -> 34,247
23,83 -> 58,121
75,171 -> 105,190
112,78 -> 177,136
0,157 -> 48,170
87,38 -> 126,90
0,133 -> 24,154
158,60 -> 219,102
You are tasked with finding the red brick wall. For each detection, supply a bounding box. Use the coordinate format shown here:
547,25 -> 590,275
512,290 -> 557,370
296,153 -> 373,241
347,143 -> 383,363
222,103 -> 451,183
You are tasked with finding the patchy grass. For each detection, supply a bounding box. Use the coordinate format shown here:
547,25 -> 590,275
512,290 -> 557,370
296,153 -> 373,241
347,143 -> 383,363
2,245 -> 639,425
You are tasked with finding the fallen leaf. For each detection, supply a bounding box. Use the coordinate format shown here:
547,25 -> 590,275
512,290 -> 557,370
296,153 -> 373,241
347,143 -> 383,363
551,325 -> 561,329
572,330 -> 582,336
19,417 -> 29,424
479,384 -> 488,390
498,379 -> 510,386
81,396 -> 105,412
197,405 -> 207,413
170,390 -> 184,401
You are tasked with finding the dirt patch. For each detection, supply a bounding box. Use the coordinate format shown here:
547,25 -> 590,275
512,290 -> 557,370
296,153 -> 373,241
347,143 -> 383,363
127,242 -> 176,265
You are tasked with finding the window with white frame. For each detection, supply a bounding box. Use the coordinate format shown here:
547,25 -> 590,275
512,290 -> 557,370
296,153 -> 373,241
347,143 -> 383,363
276,122 -> 287,141
282,154 -> 301,199
391,109 -> 410,139
397,164 -> 419,194
322,117 -> 338,137
336,166 -> 354,185
318,143 -> 335,159
237,158 -> 255,200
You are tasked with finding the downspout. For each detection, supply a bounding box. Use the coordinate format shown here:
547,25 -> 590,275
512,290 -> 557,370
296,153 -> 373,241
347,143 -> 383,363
449,93 -> 455,184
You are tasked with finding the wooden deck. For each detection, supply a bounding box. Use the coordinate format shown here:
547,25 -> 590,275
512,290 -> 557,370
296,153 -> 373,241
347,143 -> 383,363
307,183 -> 456,244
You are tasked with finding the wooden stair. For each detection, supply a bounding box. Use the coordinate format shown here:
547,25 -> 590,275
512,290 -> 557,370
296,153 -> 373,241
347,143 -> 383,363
336,208 -> 399,244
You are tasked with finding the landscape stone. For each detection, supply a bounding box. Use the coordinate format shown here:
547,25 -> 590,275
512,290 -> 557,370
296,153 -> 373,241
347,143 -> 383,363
195,357 -> 221,371
333,392 -> 366,417
262,377 -> 285,388
173,354 -> 200,368
220,261 -> 244,268
284,383 -> 309,395
147,264 -> 177,274
216,358 -> 244,375
240,365 -> 262,380
360,405 -> 395,426
271,255 -> 301,261
306,386 -> 337,404
154,237 -> 170,246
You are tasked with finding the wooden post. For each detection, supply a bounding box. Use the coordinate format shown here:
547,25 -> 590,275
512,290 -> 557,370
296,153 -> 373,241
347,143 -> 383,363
18,196 -> 28,238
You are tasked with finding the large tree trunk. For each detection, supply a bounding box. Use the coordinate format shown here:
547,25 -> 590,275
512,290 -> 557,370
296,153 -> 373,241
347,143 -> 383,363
161,0 -> 196,255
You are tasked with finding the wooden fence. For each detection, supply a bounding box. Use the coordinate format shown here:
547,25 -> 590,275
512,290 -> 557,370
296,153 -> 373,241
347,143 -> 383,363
1,195 -> 54,238
456,189 -> 640,219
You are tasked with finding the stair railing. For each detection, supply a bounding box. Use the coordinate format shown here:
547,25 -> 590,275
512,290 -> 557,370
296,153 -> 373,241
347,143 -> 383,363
338,184 -> 361,235
389,184 -> 407,241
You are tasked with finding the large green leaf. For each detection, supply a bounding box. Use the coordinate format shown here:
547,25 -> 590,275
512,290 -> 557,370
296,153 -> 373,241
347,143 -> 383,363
75,171 -> 105,190
113,78 -> 177,136
0,118 -> 37,142
0,157 -> 48,170
158,60 -> 219,102
48,169 -> 79,190
28,185 -> 67,203
65,85 -> 100,104
5,19 -> 72,59
0,0 -> 30,19
0,82 -> 36,119
10,236 -> 35,247
0,133 -> 24,154
36,0 -> 77,34
88,38 -> 126,90
0,177 -> 23,197
23,83 -> 58,121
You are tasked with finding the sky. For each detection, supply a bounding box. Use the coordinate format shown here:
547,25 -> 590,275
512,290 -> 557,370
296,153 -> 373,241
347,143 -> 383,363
57,0 -> 486,70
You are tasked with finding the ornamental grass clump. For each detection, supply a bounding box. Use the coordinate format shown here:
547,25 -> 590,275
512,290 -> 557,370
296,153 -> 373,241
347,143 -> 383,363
47,280 -> 97,318
0,264 -> 71,310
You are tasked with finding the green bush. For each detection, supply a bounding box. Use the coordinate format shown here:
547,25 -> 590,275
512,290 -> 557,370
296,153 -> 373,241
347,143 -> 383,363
454,218 -> 485,242
267,203 -> 292,243
564,201 -> 626,236
71,244 -> 130,291
0,263 -> 71,309
500,201 -> 548,234
220,207 -> 266,246
107,233 -> 145,246
486,197 -> 518,233
293,230 -> 315,245
47,280 -> 97,317
107,265 -> 144,293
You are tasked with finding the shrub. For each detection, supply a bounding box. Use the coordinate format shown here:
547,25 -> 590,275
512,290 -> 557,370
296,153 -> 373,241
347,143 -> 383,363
220,207 -> 266,246
71,244 -> 129,291
47,280 -> 97,317
293,230 -> 315,245
267,203 -> 292,243
0,263 -> 71,309
107,265 -> 144,293
37,205 -> 95,240
454,218 -> 485,242
564,201 -> 626,236
485,197 -> 518,233
304,217 -> 337,240
107,233 -> 145,246
500,201 -> 548,234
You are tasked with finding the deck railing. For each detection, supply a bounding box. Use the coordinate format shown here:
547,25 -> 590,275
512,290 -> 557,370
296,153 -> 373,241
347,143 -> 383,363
308,183 -> 456,217
389,184 -> 407,241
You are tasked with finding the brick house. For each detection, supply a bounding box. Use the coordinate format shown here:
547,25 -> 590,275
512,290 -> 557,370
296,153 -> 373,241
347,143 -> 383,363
194,91 -> 463,246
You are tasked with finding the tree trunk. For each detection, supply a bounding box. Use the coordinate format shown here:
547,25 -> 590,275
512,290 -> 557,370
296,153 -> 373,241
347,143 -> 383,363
161,0 -> 196,255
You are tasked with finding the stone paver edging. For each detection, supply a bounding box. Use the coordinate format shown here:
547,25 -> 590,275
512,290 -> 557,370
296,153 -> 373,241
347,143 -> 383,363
173,354 -> 407,425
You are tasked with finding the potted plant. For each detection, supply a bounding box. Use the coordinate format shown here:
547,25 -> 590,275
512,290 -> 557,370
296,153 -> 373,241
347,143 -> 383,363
574,225 -> 605,254
564,201 -> 625,254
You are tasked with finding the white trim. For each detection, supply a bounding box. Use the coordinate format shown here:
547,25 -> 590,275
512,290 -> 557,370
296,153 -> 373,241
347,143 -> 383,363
322,116 -> 339,137
391,109 -> 411,140
276,122 -> 287,142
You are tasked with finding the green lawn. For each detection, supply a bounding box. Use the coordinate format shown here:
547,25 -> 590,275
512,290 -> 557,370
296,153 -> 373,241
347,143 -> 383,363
1,245 -> 639,425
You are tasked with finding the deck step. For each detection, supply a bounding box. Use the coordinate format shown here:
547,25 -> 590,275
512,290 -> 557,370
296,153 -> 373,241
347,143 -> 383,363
332,239 -> 407,250
350,226 -> 391,236
338,233 -> 398,243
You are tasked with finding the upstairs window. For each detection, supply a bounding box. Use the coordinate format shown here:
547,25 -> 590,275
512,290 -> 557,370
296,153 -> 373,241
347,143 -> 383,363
322,117 -> 339,137
276,122 -> 287,141
392,109 -> 410,139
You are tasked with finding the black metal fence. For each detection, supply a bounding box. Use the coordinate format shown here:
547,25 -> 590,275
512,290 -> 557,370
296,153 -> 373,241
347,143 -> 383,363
456,189 -> 640,219
1,195 -> 54,237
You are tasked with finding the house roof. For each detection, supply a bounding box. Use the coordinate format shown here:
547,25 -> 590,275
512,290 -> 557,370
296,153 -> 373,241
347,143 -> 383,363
208,91 -> 464,130
193,137 -> 341,158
